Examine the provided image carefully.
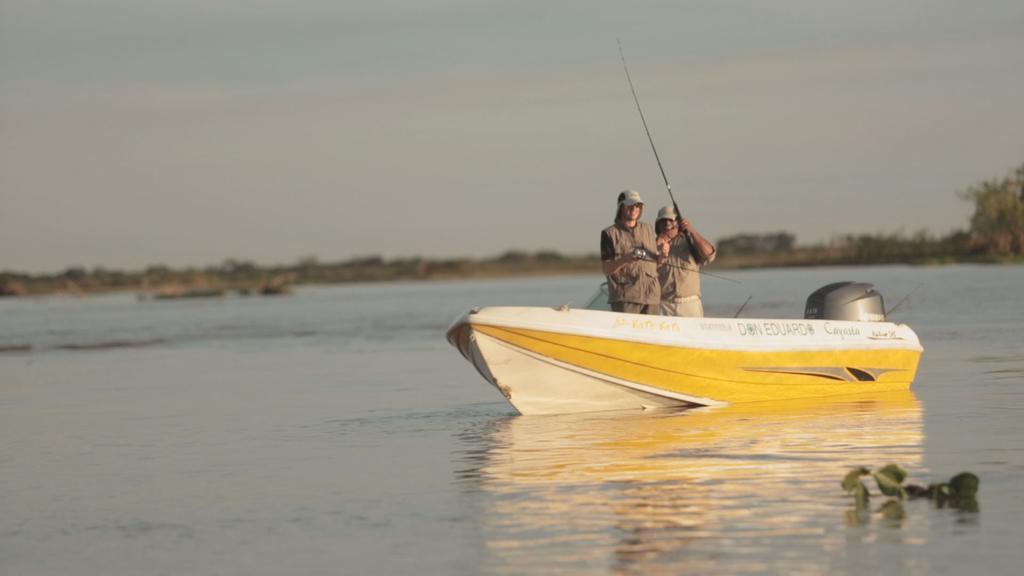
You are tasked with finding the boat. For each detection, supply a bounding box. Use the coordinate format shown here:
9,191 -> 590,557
446,282 -> 923,415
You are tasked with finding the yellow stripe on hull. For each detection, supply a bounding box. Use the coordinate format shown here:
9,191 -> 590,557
475,324 -> 920,404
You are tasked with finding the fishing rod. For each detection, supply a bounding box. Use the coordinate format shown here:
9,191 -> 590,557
884,283 -> 923,318
619,41 -> 737,287
732,295 -> 753,318
617,39 -> 683,224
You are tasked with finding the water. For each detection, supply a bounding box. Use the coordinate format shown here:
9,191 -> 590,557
1,265 -> 1022,574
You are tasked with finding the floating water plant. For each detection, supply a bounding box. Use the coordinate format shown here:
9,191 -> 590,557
842,464 -> 979,515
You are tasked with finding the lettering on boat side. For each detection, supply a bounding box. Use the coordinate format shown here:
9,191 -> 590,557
657,320 -> 682,332
699,321 -> 733,332
611,318 -> 681,332
824,322 -> 861,338
868,327 -> 899,339
737,321 -> 815,337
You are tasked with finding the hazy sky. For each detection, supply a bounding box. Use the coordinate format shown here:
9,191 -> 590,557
2,1 -> 1022,273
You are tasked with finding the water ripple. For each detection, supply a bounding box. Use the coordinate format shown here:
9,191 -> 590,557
453,393 -> 927,574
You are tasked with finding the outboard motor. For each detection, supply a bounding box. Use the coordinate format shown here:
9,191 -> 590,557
804,282 -> 886,322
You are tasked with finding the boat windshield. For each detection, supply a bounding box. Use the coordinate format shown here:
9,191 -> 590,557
584,283 -> 611,311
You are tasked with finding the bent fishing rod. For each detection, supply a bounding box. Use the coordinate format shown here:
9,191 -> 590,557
619,41 -> 739,286
617,39 -> 683,224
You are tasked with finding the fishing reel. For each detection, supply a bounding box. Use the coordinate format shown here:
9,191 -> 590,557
631,247 -> 652,261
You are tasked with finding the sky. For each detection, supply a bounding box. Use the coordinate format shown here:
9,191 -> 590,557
2,1 -> 1023,273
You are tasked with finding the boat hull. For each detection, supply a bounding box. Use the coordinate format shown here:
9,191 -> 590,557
447,307 -> 923,415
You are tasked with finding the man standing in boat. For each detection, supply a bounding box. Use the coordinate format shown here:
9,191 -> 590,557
655,205 -> 716,317
600,190 -> 661,314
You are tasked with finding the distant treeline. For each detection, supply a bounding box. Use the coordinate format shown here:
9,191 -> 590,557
715,230 -> 974,268
719,163 -> 1022,266
0,252 -> 602,297
2,163 -> 1021,297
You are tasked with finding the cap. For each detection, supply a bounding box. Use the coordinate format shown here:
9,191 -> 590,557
617,189 -> 644,206
656,206 -> 678,221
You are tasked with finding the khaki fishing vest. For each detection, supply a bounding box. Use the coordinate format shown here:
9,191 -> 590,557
603,221 -> 660,305
659,233 -> 704,300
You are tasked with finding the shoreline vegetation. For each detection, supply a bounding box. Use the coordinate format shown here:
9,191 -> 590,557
3,165 -> 1022,299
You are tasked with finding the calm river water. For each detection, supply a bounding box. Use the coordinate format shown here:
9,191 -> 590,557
2,265 -> 1022,574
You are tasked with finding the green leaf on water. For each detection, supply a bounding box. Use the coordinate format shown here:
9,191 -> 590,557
877,464 -> 908,484
948,472 -> 979,499
843,467 -> 870,492
879,499 -> 906,520
953,497 -> 980,513
854,481 -> 869,509
839,465 -> 980,517
873,471 -> 907,499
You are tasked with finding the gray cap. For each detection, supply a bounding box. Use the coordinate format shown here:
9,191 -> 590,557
656,206 -> 678,221
617,189 -> 644,206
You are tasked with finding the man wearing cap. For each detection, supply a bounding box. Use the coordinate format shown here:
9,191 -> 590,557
655,205 -> 716,317
600,190 -> 661,314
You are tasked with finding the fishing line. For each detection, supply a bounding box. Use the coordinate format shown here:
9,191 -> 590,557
631,250 -> 741,284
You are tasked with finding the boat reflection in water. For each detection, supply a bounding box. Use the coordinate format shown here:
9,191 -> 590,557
458,391 -> 923,574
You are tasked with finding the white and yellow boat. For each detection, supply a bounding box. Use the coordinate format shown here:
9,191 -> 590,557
446,283 -> 923,415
